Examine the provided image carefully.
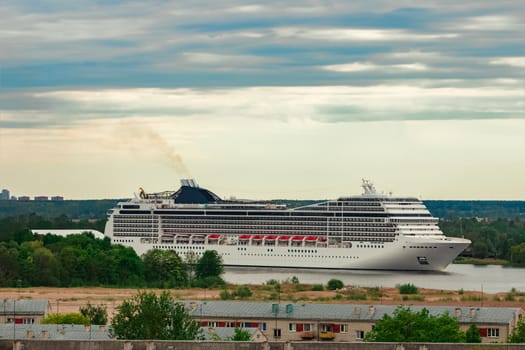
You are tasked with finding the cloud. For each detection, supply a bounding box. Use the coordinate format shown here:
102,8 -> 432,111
455,15 -> 523,31
322,61 -> 428,73
490,57 -> 525,68
272,26 -> 458,42
1,85 -> 522,132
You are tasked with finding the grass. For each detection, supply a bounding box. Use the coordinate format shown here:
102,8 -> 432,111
453,257 -> 508,265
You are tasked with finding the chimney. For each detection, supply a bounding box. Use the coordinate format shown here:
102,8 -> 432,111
470,308 -> 476,318
368,305 -> 375,316
189,302 -> 197,312
455,308 -> 461,317
354,307 -> 361,316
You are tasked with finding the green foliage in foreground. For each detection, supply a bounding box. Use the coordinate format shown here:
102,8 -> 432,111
79,303 -> 108,325
111,291 -> 201,340
508,318 -> 525,343
229,327 -> 252,341
365,306 -> 465,343
41,313 -> 89,325
465,324 -> 482,343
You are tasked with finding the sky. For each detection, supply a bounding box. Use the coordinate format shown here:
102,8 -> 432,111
0,1 -> 524,200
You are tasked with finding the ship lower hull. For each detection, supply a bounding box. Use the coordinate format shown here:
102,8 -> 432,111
112,236 -> 470,272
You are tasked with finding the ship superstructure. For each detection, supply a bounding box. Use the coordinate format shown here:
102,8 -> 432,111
104,179 -> 470,271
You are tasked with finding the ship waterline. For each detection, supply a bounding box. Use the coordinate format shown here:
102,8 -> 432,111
104,179 -> 470,271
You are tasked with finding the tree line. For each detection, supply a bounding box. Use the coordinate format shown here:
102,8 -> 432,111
439,218 -> 525,264
0,219 -> 225,288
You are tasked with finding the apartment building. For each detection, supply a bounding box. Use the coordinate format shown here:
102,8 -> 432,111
186,301 -> 524,343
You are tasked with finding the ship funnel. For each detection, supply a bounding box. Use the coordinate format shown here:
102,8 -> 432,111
181,179 -> 199,188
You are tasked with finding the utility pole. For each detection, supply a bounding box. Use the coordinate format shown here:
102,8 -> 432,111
13,299 -> 16,342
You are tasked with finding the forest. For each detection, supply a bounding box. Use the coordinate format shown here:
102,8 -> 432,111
0,214 -> 224,288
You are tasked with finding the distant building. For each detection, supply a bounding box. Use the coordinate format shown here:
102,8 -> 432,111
34,196 -> 48,201
0,299 -> 51,325
51,196 -> 64,201
0,324 -> 111,340
18,196 -> 30,201
0,189 -> 9,200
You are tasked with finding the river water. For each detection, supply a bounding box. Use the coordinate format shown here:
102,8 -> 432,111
224,264 -> 525,294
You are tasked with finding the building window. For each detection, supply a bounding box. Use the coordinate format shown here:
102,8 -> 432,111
259,322 -> 267,331
340,324 -> 348,333
208,321 -> 218,327
488,328 -> 500,337
303,323 -> 314,332
289,323 -> 296,332
23,318 -> 35,324
356,330 -> 365,340
274,328 -> 281,337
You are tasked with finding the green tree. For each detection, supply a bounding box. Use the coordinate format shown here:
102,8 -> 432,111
327,279 -> 344,290
195,250 -> 224,279
194,250 -> 225,287
364,306 -> 465,343
111,291 -> 201,340
142,249 -> 188,288
472,240 -> 489,259
508,318 -> 525,343
80,303 -> 108,325
41,313 -> 89,325
510,243 -> 525,266
465,324 -> 482,343
230,328 -> 251,341
184,251 -> 199,286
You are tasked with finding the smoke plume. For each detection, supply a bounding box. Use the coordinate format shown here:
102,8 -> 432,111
116,121 -> 190,177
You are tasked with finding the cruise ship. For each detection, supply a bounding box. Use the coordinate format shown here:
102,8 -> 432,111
104,179 -> 471,271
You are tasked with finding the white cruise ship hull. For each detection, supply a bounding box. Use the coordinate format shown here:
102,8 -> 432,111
111,235 -> 470,271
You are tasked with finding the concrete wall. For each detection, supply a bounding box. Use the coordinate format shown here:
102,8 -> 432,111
2,340 -> 525,350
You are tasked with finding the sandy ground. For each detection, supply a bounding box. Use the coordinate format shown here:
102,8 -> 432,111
1,285 -> 524,320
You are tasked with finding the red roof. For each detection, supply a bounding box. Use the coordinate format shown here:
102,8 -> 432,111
207,234 -> 221,239
239,235 -> 251,240
278,235 -> 291,240
292,236 -> 305,241
318,237 -> 327,242
252,235 -> 264,240
305,236 -> 318,241
265,235 -> 277,240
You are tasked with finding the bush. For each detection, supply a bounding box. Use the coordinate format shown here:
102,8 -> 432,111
311,284 -> 324,291
193,275 -> 225,288
220,290 -> 232,300
233,286 -> 252,299
265,279 -> 279,285
366,287 -> 383,300
41,313 -> 89,325
327,279 -> 344,290
346,291 -> 367,300
397,283 -> 418,294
